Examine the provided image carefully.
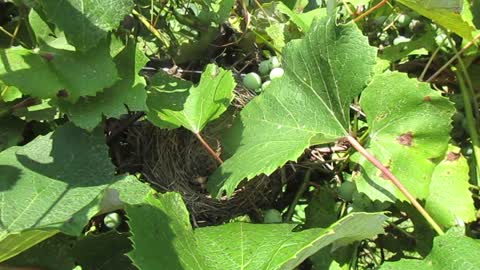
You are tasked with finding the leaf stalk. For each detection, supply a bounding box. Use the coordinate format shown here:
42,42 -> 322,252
346,135 -> 445,235
194,132 -> 224,165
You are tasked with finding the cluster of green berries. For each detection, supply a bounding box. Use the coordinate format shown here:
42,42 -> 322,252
242,56 -> 284,92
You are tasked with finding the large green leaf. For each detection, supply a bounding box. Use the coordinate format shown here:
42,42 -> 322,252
0,230 -> 58,263
0,124 -> 119,257
37,0 -> 134,51
397,0 -> 474,40
0,39 -> 118,102
2,231 -> 135,270
425,146 -> 476,227
353,72 -> 455,202
59,42 -> 148,130
146,64 -> 235,133
208,16 -> 376,196
0,116 -> 25,152
195,212 -> 386,270
381,228 -> 480,269
126,192 -> 386,270
126,192 -> 208,270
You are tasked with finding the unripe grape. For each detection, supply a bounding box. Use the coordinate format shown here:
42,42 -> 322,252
263,209 -> 282,223
270,56 -> 281,68
243,72 -> 262,90
104,212 -> 121,229
258,60 -> 271,75
269,67 -> 284,80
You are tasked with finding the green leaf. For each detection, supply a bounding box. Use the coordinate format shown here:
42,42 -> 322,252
2,231 -> 135,270
59,42 -> 148,130
73,231 -> 135,270
100,175 -> 152,213
208,16 -> 376,196
353,72 -> 455,202
0,116 -> 25,152
381,228 -> 480,269
397,0 -> 475,40
126,193 -> 208,270
0,39 -> 118,102
0,230 -> 58,263
425,146 -> 476,227
0,124 -> 118,240
195,212 -> 387,270
28,8 -> 54,43
305,186 -> 338,229
0,84 -> 22,102
126,192 -> 386,270
13,99 -> 58,121
146,63 -> 235,133
37,0 -> 134,51
198,0 -> 235,25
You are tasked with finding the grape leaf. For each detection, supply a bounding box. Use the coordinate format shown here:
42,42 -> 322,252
146,63 -> 235,133
425,146 -> 476,227
0,38 -> 118,102
0,230 -> 58,263
208,16 -> 376,196
126,192 -> 208,270
198,0 -> 236,25
195,212 -> 387,270
59,42 -> 148,130
37,0 -> 134,51
2,231 -> 135,270
397,0 -> 474,40
0,124 -> 118,240
0,83 -> 22,102
381,228 -> 480,269
353,72 -> 455,202
126,192 -> 386,270
0,116 -> 25,152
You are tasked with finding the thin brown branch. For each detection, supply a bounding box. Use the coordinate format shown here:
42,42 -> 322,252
353,0 -> 389,23
426,32 -> 480,83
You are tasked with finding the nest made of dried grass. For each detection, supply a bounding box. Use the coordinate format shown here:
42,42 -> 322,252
124,86 -> 281,226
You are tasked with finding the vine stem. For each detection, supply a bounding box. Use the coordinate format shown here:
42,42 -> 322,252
346,135 -> 445,235
285,169 -> 312,221
352,0 -> 389,23
194,132 -> 224,165
426,32 -> 480,83
131,9 -> 170,47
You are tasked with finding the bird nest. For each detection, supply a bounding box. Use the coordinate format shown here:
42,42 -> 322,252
124,87 -> 281,226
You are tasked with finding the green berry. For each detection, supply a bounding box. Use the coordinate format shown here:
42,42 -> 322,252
338,181 -> 356,202
269,67 -> 284,80
261,80 -> 271,90
393,36 -> 411,46
104,212 -> 121,229
243,72 -> 262,90
397,14 -> 411,27
270,56 -> 281,68
258,60 -> 271,75
263,209 -> 282,223
409,19 -> 424,33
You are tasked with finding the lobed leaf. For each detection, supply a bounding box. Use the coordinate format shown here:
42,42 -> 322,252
126,191 -> 386,270
425,146 -> 476,227
146,63 -> 235,133
37,0 -> 134,51
0,124 -> 120,260
208,16 -> 376,196
353,72 -> 455,202
0,38 -> 118,102
126,192 -> 208,270
381,228 -> 480,269
59,41 -> 148,130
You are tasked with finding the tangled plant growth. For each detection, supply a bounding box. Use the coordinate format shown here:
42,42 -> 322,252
0,0 -> 479,269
